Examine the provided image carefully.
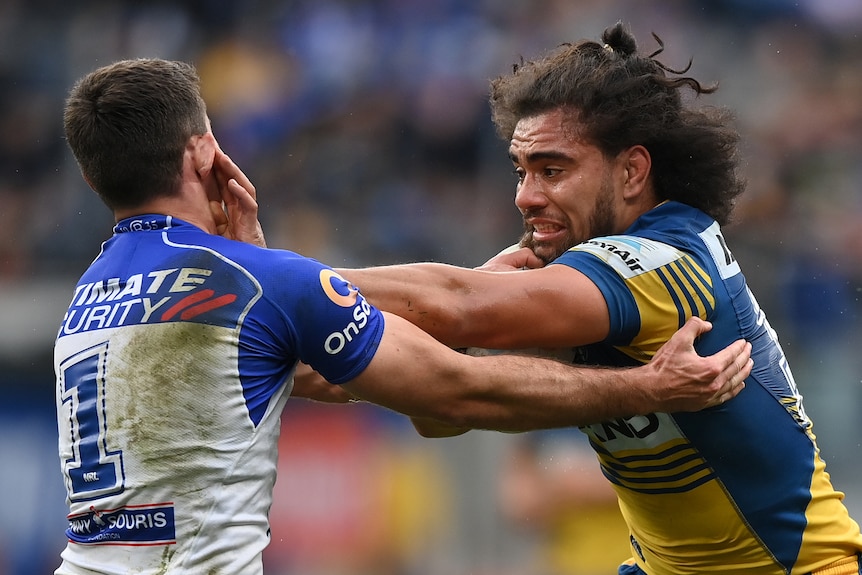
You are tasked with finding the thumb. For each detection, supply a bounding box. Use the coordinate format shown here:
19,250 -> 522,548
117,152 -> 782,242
679,316 -> 712,343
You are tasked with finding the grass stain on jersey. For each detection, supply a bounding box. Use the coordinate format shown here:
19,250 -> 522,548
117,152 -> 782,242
107,321 -> 247,494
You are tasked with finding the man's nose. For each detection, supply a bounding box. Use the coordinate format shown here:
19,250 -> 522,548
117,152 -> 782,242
514,174 -> 546,212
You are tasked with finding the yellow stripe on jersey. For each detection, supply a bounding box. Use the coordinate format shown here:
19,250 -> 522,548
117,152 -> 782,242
595,438 -> 713,493
662,258 -> 714,317
677,256 -> 714,301
780,395 -> 812,429
611,270 -> 679,362
612,253 -> 715,364
797,445 -> 862,574
602,436 -> 693,460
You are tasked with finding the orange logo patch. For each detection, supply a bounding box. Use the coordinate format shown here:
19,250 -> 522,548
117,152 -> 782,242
319,269 -> 359,308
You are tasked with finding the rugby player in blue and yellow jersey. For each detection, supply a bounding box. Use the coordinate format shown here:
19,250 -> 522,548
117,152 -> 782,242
341,23 -> 862,575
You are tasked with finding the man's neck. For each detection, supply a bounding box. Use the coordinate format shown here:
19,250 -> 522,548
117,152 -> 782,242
114,195 -> 216,235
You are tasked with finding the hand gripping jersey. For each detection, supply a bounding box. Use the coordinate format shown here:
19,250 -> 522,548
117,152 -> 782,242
554,202 -> 862,575
53,215 -> 384,575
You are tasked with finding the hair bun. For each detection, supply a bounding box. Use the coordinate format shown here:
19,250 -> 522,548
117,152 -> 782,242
601,21 -> 638,57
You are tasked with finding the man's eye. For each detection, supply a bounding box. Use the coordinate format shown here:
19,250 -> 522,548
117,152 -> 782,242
512,168 -> 525,181
544,168 -> 561,178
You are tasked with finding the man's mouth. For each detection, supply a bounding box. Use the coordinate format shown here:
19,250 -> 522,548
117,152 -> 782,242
528,221 -> 566,243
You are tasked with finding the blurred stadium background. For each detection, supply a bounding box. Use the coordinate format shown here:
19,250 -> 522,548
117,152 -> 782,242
1,1 -> 861,573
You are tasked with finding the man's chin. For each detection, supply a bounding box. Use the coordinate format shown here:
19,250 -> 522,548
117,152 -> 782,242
520,231 -> 571,264
528,242 -> 565,265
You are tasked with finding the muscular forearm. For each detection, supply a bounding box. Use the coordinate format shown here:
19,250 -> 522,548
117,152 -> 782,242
404,350 -> 738,432
338,263 -> 455,318
338,262 -> 610,351
341,314 -> 747,433
347,352 -> 643,433
338,263 -> 507,348
439,354 -> 650,431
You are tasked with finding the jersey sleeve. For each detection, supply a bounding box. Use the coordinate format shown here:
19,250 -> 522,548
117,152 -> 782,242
553,236 -> 716,360
276,258 -> 385,384
551,247 -> 640,346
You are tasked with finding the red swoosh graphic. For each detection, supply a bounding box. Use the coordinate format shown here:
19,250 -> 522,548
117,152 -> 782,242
160,290 -> 237,321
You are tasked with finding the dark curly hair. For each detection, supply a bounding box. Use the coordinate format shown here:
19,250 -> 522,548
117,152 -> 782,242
489,22 -> 745,225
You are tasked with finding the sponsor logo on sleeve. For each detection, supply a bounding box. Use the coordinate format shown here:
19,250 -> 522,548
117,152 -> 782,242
318,269 -> 360,307
318,269 -> 371,354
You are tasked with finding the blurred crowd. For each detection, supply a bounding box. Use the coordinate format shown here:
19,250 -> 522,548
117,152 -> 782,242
5,0 -> 862,422
2,0 -> 860,279
2,0 -> 862,574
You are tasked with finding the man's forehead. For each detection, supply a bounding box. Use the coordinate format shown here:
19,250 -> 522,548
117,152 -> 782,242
509,110 -> 591,160
512,110 -> 568,138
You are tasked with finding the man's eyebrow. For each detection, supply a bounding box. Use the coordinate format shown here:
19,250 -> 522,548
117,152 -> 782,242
508,150 -> 575,164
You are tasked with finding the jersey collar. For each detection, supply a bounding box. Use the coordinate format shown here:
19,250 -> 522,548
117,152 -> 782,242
113,215 -> 177,234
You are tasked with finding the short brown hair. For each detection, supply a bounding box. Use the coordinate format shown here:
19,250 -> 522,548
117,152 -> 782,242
64,58 -> 208,210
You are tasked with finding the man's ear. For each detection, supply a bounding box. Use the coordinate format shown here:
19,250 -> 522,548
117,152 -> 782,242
190,132 -> 217,180
621,145 -> 651,199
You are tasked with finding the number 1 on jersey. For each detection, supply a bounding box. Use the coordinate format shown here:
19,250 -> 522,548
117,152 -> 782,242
60,343 -> 125,501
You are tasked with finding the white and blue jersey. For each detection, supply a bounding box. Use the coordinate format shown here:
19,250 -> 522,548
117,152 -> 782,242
555,201 -> 862,574
54,215 -> 384,574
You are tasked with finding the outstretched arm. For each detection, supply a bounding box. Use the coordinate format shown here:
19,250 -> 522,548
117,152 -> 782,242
337,262 -> 610,350
406,316 -> 749,436
341,314 -> 750,433
291,315 -> 749,435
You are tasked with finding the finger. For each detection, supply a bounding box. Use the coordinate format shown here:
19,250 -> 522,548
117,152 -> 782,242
217,152 -> 257,200
679,316 -> 713,343
492,248 -> 544,270
659,317 -> 713,358
227,178 -> 257,208
734,355 -> 753,386
721,346 -> 751,388
519,248 -> 546,269
209,199 -> 229,234
213,150 -> 232,190
709,353 -> 752,407
721,378 -> 747,403
218,177 -> 254,218
725,359 -> 751,395
214,151 -> 237,191
734,342 -> 753,376
225,178 -> 267,248
710,338 -> 748,371
717,388 -> 738,405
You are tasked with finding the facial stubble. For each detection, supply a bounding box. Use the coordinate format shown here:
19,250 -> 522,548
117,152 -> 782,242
519,176 -> 617,264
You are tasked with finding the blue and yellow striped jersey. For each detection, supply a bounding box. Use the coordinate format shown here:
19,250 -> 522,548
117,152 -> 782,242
553,201 -> 862,574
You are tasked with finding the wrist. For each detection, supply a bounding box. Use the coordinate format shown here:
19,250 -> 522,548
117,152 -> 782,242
625,363 -> 660,415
